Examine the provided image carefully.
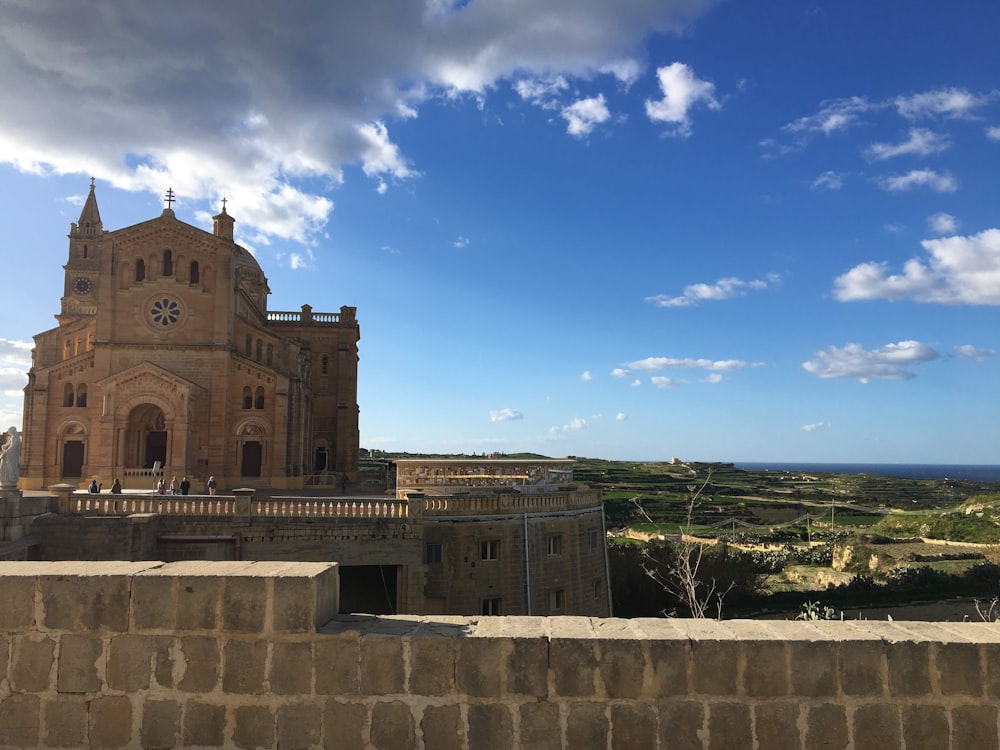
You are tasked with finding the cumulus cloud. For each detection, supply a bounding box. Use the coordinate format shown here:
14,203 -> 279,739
927,213 -> 958,235
877,169 -> 957,192
894,88 -> 993,119
515,76 -> 570,109
953,345 -> 996,362
802,422 -> 829,432
834,228 -> 1000,305
644,62 -> 719,137
651,376 -> 683,389
580,371 -> 593,382
811,171 -> 845,191
453,236 -> 470,248
549,417 -> 587,435
645,274 -> 779,307
615,412 -> 628,421
562,94 -> 611,137
0,1 -> 718,243
702,373 -> 723,384
988,126 -> 1000,141
490,408 -> 523,422
783,96 -> 872,137
864,128 -> 951,161
626,357 -> 764,372
611,368 -> 631,378
802,340 -> 940,383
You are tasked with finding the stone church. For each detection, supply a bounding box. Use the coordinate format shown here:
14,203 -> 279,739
19,183 -> 360,490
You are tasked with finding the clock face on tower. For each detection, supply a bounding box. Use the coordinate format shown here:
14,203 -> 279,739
72,276 -> 93,295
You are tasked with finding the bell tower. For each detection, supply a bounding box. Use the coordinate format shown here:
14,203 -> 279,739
60,179 -> 104,319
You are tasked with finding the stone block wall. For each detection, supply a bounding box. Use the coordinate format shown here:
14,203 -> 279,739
1,561 -> 999,749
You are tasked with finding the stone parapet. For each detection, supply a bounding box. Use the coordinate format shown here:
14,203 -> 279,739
1,562 -> 998,749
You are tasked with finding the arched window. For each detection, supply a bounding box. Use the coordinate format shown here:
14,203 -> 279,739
243,386 -> 253,410
255,339 -> 262,362
76,384 -> 87,408
245,335 -> 252,356
254,386 -> 265,410
135,258 -> 146,282
266,344 -> 273,367
321,355 -> 329,375
163,250 -> 173,276
83,245 -> 88,259
189,261 -> 200,284
63,383 -> 75,407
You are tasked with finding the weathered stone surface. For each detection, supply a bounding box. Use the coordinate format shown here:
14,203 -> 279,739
56,634 -> 103,694
0,694 -> 40,748
178,635 -> 220,692
789,641 -> 837,696
323,700 -> 368,747
131,573 -> 175,631
0,575 -> 35,630
600,641 -> 645,699
888,641 -> 931,697
805,703 -> 848,750
648,640 -> 687,697
12,634 -> 55,692
936,642 -> 982,696
467,703 -> 514,750
707,701 -> 751,750
223,576 -> 267,633
508,637 -> 548,697
567,702 -> 609,750
140,699 -> 181,750
742,641 -> 788,697
176,575 -> 221,630
689,640 -> 739,696
408,636 -> 456,695
370,700 -> 415,750
839,640 -> 885,696
420,704 -> 462,749
901,704 -> 948,750
43,695 -> 87,748
519,702 -> 561,750
234,704 -> 275,750
89,694 -> 132,749
41,571 -> 131,632
951,704 -> 998,749
658,699 -> 705,750
277,702 -> 323,749
223,639 -> 268,694
853,703 -> 901,748
753,702 -> 800,748
183,700 -> 226,747
107,634 -> 152,692
360,637 -> 404,695
457,638 -> 503,697
271,641 -> 314,695
551,639 -> 598,697
610,703 -> 656,750
315,636 -> 360,695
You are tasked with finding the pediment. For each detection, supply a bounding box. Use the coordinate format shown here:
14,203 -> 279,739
97,361 -> 206,399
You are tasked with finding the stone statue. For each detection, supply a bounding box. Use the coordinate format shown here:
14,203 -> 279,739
0,426 -> 21,487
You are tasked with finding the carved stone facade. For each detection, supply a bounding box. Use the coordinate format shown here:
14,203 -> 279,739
19,185 -> 360,490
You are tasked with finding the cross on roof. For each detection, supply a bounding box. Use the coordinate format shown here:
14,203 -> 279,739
164,188 -> 175,209
221,196 -> 227,212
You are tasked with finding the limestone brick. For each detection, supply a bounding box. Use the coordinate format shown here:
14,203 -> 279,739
753,701 -> 801,748
131,571 -> 176,631
507,636 -> 548,697
951,704 -> 999,748
805,703 -> 848,750
182,700 -> 226,747
421,704 -> 464,749
565,702 -> 609,750
599,640 -> 646,699
106,634 -> 153,692
707,701 -> 752,750
360,636 -> 404,695
276,702 -> 323,749
89,694 -> 132,749
935,642 -> 982,696
689,639 -> 739,696
40,568 -> 133,632
43,695 -> 88,748
610,703 -> 656,750
323,700 -> 368,747
647,640 -> 687,697
839,640 -> 885,696
0,573 -> 35,630
369,701 -> 416,749
518,702 -> 561,750
887,641 -> 931,697
223,639 -> 268,694
56,633 -> 103,694
901,704 -> 949,750
315,636 -> 360,695
0,694 -> 40,748
657,699 -> 705,750
223,575 -> 268,633
551,639 -> 598,697
177,635 -> 220,692
270,641 -> 314,695
11,634 -> 56,692
853,703 -> 901,748
234,704 -> 275,750
456,637 -> 504,697
408,635 -> 456,695
140,699 -> 181,750
789,641 -> 837,696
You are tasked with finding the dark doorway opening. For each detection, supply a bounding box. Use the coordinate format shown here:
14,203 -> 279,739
314,447 -> 329,472
338,565 -> 397,614
242,441 -> 262,477
63,441 -> 85,478
145,431 -> 167,468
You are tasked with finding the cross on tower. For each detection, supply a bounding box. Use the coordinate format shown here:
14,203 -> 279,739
221,196 -> 227,212
164,188 -> 175,209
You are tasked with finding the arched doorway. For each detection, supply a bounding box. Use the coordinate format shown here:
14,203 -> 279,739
59,422 -> 88,478
125,404 -> 168,468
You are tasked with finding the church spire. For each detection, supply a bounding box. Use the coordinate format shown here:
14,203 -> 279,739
71,178 -> 103,239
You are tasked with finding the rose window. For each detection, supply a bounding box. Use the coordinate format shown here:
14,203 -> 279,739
150,297 -> 181,327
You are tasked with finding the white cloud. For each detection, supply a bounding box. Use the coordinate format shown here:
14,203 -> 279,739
864,128 -> 950,160
490,408 -> 523,422
894,88 -> 992,119
646,274 -> 778,308
630,379 -> 641,387
802,422 -> 829,432
953,345 -> 996,362
651,376 -> 683,389
580,371 -> 593,382
515,76 -> 569,109
988,126 -> 1000,141
811,171 -> 845,191
783,96 -> 872,136
0,1 -> 718,244
627,357 -> 764,372
802,341 -> 940,383
644,62 -> 719,137
927,213 -> 958,235
702,373 -> 723,384
615,412 -> 628,421
549,417 -> 587,435
562,94 -> 611,137
834,228 -> 1000,305
453,236 -> 470,248
877,169 -> 957,192
611,368 -> 630,378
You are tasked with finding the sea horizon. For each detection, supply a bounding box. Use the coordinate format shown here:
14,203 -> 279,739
734,462 -> 1000,483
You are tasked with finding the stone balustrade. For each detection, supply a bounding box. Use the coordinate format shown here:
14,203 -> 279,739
1,561 -> 997,749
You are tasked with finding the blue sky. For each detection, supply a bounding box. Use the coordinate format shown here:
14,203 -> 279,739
1,0 -> 998,464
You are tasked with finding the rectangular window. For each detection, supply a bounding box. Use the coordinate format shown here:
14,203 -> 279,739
589,528 -> 599,550
551,589 -> 565,611
481,597 -> 502,616
593,578 -> 602,599
546,534 -> 563,555
425,543 -> 443,564
480,540 -> 500,561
